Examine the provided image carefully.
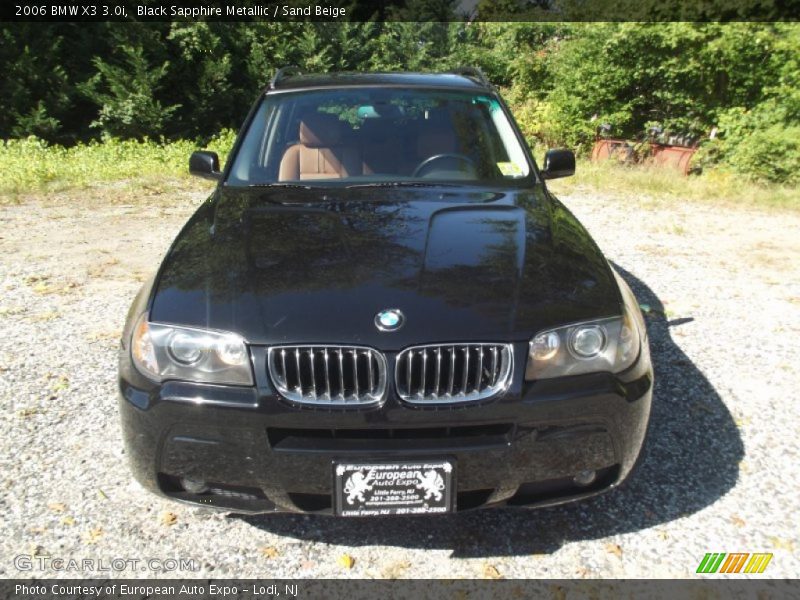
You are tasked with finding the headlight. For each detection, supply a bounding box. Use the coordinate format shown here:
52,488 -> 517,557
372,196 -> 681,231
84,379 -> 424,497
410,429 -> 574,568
525,308 -> 642,381
131,314 -> 253,385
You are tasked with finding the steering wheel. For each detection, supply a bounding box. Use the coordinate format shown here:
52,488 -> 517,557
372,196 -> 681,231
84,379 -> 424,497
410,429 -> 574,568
412,153 -> 477,178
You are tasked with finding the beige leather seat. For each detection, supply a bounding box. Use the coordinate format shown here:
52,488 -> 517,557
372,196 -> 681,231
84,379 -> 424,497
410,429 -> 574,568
278,113 -> 360,181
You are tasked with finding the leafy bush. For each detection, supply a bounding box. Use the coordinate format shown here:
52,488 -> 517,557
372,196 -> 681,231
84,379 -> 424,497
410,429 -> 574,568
520,24 -> 785,145
699,25 -> 800,184
705,107 -> 800,185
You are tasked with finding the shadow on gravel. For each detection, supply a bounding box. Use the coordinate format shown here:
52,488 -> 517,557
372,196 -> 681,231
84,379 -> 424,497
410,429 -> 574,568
237,265 -> 744,557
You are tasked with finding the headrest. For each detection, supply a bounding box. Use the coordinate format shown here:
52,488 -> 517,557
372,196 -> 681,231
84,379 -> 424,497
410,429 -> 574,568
300,112 -> 343,148
416,127 -> 456,157
359,118 -> 394,142
415,112 -> 457,156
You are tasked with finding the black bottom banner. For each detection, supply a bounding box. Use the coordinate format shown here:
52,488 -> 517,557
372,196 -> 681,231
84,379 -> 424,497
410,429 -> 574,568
1,579 -> 798,600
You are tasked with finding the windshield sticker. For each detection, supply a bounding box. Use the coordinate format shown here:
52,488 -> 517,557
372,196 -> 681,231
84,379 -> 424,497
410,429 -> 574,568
497,162 -> 524,176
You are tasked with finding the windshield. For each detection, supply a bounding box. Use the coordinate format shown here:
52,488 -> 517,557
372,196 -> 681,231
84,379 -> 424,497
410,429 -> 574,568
227,88 -> 533,187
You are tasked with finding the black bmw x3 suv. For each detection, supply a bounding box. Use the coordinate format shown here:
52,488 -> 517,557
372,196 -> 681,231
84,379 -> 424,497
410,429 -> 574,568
118,68 -> 652,516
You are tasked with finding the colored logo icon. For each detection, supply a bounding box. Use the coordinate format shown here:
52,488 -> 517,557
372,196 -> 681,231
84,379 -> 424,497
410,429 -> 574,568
696,553 -> 772,574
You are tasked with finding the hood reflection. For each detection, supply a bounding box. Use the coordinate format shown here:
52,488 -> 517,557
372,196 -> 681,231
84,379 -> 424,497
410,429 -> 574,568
152,186 -> 619,347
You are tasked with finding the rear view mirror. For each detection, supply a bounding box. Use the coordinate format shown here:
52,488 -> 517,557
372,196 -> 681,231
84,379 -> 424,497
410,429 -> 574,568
189,151 -> 222,180
541,149 -> 575,180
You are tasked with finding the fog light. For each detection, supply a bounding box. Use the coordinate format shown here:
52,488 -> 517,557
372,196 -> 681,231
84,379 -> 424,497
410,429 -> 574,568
180,478 -> 208,494
573,469 -> 597,487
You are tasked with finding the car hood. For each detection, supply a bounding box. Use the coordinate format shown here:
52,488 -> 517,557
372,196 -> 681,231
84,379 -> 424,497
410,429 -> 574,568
151,185 -> 621,349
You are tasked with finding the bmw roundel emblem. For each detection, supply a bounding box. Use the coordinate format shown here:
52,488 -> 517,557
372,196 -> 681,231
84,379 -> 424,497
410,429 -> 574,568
375,308 -> 404,332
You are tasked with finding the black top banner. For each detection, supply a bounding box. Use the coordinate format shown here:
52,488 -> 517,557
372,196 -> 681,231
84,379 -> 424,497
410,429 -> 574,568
2,0 -> 800,22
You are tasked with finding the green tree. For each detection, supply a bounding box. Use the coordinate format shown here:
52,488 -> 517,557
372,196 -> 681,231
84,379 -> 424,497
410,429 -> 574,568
81,44 -> 180,139
0,25 -> 70,139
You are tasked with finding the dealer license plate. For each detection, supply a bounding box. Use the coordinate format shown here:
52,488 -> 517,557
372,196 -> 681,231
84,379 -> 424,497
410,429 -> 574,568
333,460 -> 455,517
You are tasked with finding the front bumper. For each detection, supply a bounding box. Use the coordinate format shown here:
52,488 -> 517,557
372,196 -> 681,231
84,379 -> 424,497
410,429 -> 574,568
118,342 -> 652,514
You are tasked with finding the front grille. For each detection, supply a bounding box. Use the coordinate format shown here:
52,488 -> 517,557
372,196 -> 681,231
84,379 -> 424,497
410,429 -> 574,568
395,343 -> 513,404
267,345 -> 387,406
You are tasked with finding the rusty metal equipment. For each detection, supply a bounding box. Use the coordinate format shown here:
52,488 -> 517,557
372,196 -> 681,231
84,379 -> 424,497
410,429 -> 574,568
647,143 -> 697,175
590,123 -> 699,175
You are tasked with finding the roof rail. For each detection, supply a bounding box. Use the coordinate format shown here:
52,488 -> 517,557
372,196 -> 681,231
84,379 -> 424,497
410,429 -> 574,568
449,66 -> 492,87
270,65 -> 302,89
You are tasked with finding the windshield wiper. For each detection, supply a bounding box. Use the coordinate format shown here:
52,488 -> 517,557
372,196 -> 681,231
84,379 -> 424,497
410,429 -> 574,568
249,183 -> 313,190
345,182 -> 463,189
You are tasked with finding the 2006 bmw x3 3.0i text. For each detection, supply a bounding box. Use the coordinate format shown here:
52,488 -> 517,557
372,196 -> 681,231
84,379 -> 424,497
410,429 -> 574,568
118,68 -> 652,516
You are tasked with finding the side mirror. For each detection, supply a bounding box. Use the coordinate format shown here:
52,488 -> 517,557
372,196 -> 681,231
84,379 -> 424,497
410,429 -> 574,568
189,151 -> 221,180
541,149 -> 575,180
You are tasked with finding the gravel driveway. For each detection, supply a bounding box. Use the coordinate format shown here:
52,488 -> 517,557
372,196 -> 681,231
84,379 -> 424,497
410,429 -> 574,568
1,181 -> 799,579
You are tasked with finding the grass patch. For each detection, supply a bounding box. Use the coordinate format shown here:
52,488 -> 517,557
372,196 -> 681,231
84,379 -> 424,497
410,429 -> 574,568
545,158 -> 800,211
2,133 -> 797,211
0,131 -> 236,202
